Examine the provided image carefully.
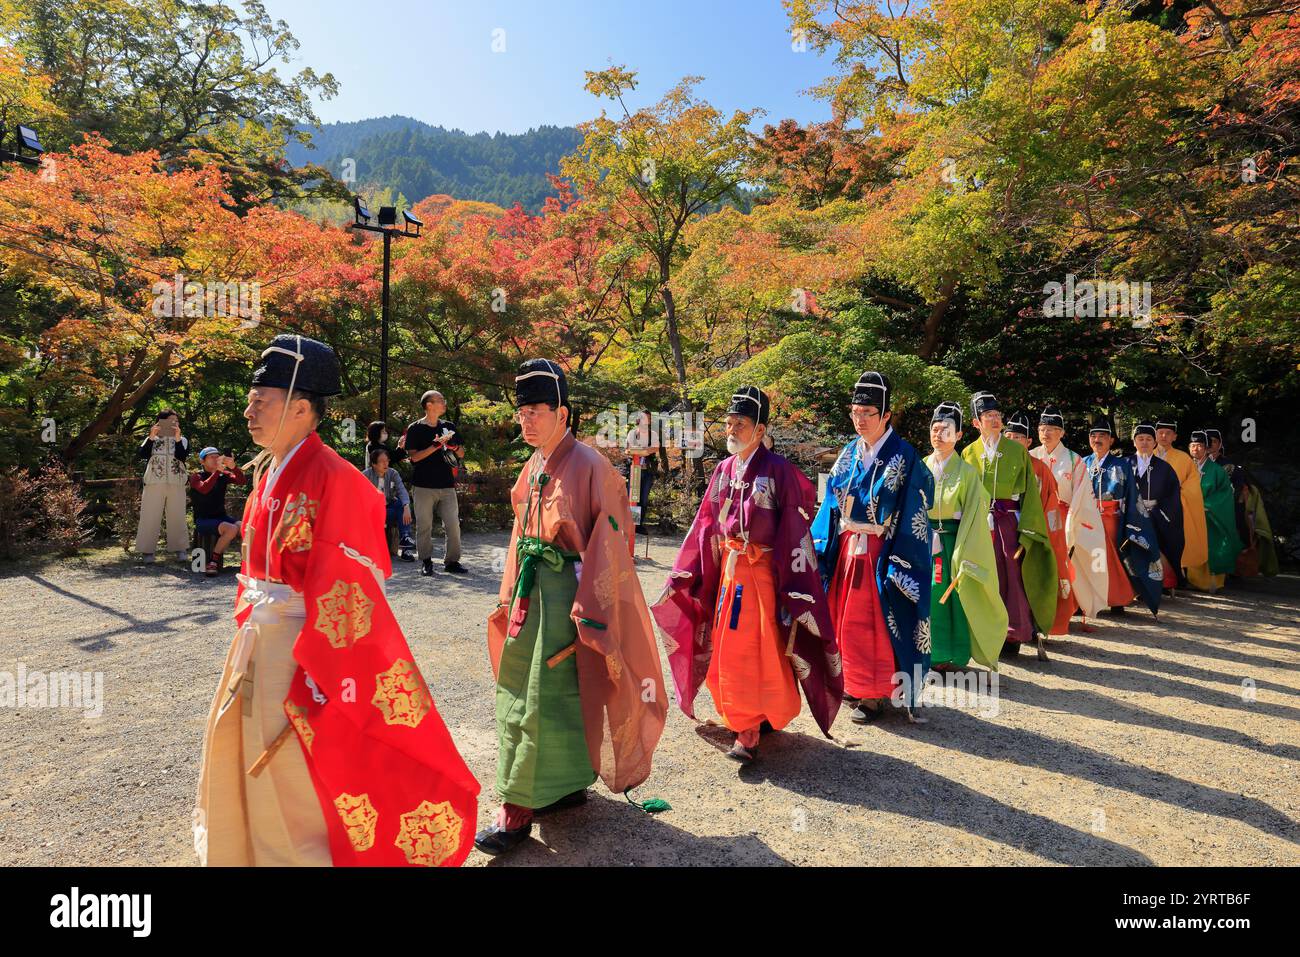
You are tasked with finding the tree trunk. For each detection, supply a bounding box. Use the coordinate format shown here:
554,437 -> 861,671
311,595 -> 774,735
918,274 -> 959,361
61,346 -> 174,464
658,270 -> 697,479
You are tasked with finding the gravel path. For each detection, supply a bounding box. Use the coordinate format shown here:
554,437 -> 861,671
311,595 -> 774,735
2,534 -> 1297,866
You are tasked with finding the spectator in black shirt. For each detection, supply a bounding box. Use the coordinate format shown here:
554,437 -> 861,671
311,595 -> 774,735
190,447 -> 250,576
400,390 -> 466,576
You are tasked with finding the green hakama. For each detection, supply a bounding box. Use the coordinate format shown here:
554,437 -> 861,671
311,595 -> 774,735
495,553 -> 597,809
926,452 -> 1009,669
930,518 -> 971,667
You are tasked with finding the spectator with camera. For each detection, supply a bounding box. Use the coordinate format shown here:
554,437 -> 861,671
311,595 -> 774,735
135,409 -> 191,562
189,447 -> 250,576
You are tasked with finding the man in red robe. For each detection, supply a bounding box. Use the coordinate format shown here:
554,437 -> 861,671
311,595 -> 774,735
193,334 -> 480,867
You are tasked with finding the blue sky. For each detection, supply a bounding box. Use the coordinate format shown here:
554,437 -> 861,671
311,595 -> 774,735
259,0 -> 835,133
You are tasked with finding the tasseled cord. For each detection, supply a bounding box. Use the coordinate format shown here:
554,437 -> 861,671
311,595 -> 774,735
624,788 -> 672,814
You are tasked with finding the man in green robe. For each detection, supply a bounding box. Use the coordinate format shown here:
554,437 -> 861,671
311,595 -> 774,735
477,359 -> 667,856
1186,430 -> 1244,593
960,392 -> 1056,657
925,402 -> 1009,669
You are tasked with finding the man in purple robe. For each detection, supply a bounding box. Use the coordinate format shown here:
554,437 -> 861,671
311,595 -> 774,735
652,386 -> 842,762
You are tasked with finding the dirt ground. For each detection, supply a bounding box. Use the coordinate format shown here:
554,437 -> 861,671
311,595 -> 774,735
1,533 -> 1297,867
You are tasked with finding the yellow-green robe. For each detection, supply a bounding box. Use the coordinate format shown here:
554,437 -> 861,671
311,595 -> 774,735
960,436 -> 1057,636
926,452 -> 1008,668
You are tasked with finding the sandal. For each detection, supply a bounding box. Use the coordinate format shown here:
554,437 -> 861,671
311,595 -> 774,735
725,740 -> 757,762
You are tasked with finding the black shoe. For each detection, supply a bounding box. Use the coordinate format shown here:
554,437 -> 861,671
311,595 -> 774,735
758,720 -> 775,735
1108,604 -> 1127,615
534,789 -> 588,817
1000,641 -> 1023,658
421,559 -> 434,576
399,550 -> 415,563
474,822 -> 532,856
400,537 -> 416,550
444,561 -> 468,574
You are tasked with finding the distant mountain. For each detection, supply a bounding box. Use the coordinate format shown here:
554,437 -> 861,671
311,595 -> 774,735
286,116 -> 583,212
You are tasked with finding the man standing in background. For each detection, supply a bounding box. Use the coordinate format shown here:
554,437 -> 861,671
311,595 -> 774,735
189,447 -> 250,576
1153,418 -> 1207,586
402,390 -> 467,577
1031,406 -> 1107,628
135,409 -> 191,563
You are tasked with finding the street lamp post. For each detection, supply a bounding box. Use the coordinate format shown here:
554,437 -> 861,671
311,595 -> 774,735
351,198 -> 422,423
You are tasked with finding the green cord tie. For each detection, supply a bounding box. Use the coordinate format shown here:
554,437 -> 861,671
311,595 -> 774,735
624,788 -> 671,814
512,536 -> 580,603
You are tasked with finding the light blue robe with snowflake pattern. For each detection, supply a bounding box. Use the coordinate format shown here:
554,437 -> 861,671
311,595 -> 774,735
812,429 -> 934,704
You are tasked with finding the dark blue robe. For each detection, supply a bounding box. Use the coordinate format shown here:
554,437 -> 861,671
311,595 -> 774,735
1084,452 -> 1163,615
1130,454 -> 1185,578
812,429 -> 934,703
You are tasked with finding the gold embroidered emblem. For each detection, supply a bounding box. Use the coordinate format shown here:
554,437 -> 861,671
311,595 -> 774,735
334,791 -> 378,852
394,799 -> 463,866
286,702 -> 315,753
825,651 -> 843,678
372,659 -> 433,728
275,493 -> 317,553
315,580 -> 374,649
594,541 -> 631,610
605,653 -> 622,683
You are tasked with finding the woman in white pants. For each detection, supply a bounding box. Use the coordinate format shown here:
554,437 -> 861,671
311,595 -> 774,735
135,410 -> 191,561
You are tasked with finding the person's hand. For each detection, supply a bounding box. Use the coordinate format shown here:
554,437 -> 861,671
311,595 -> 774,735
402,506 -> 412,525
149,423 -> 160,439
221,455 -> 235,470
396,433 -> 407,449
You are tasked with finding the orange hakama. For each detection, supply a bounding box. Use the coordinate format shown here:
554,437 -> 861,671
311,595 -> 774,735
1097,500 -> 1136,607
706,539 -> 801,737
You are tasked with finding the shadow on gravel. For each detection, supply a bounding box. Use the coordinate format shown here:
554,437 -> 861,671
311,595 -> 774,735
994,665 -> 1300,761
1100,620 -> 1300,674
873,706 -> 1298,847
727,726 -> 1154,865
1048,640 -> 1300,700
21,573 -> 224,652
481,792 -> 793,866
